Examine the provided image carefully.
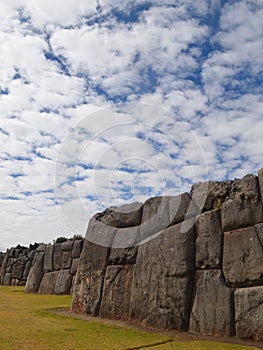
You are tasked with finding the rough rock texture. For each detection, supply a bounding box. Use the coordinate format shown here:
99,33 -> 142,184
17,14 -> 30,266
100,265 -> 134,320
223,225 -> 263,287
221,174 -> 263,231
131,223 -> 195,330
235,286 -> 263,340
25,252 -> 45,293
0,246 -> 33,286
195,210 -> 222,269
72,239 -> 109,315
189,270 -> 234,336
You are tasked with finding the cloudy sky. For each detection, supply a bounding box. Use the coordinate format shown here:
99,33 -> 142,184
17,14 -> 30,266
0,0 -> 262,251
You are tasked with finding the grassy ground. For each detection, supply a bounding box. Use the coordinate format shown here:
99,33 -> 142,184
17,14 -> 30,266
0,286 -> 260,350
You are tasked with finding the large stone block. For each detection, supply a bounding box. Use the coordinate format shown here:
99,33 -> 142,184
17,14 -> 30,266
221,174 -> 263,232
130,222 -> 195,330
189,270 -> 234,337
61,240 -> 74,252
72,239 -> 83,258
195,209 -> 222,269
190,180 -> 232,212
235,286 -> 263,340
71,238 -> 110,316
62,251 -> 72,270
70,258 -> 80,275
44,244 -> 53,272
100,265 -> 134,320
223,226 -> 263,288
25,252 -> 45,293
53,243 -> 62,270
38,271 -> 59,294
258,167 -> 263,203
93,202 -> 143,229
54,270 -> 71,295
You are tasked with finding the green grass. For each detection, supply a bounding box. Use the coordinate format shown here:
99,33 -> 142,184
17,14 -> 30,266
0,286 -> 259,350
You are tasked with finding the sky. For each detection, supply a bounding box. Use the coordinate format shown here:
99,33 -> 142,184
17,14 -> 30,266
0,0 -> 263,251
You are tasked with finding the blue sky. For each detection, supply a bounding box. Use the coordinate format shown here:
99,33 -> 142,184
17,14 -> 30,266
0,0 -> 263,251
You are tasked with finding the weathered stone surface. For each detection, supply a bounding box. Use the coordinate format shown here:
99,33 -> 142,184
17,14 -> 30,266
62,251 -> 72,270
189,270 -> 234,336
25,252 -> 45,293
61,240 -> 74,252
38,271 -> 59,294
258,167 -> 263,203
72,240 -> 83,258
221,174 -> 263,232
130,222 -> 195,330
53,243 -> 62,270
108,246 -> 138,265
22,260 -> 32,280
195,210 -> 222,269
3,272 -> 11,285
140,194 -> 193,244
235,286 -> 263,340
72,238 -> 110,315
223,226 -> 263,287
44,244 -> 53,272
12,256 -> 26,280
100,265 -> 134,320
54,269 -> 71,295
86,215 -> 116,248
70,258 -> 80,275
110,202 -> 143,228
111,227 -> 140,249
190,180 -> 232,212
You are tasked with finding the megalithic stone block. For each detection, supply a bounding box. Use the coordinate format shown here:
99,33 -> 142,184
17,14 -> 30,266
130,221 -> 195,330
189,270 -> 234,337
223,225 -> 263,288
235,286 -> 263,340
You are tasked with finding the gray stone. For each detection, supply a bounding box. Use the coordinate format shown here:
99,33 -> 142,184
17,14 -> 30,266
258,167 -> 263,203
54,270 -> 72,295
221,174 -> 263,232
53,243 -> 62,270
195,210 -> 223,269
223,226 -> 263,288
235,286 -> 263,340
3,272 -> 11,285
108,246 -> 138,265
25,252 -> 45,293
71,239 -> 110,315
110,202 -> 143,228
72,240 -> 83,258
85,215 -> 116,248
100,265 -> 134,320
61,240 -> 74,252
44,244 -> 53,272
38,271 -> 59,294
189,270 -> 234,337
22,260 -> 32,280
62,251 -> 72,270
130,222 -> 195,330
70,258 -> 80,275
190,180 -> 232,212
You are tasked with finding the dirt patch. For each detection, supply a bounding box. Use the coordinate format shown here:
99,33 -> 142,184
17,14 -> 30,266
55,309 -> 263,349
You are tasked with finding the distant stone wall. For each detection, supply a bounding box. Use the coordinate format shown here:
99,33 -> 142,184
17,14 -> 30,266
25,239 -> 84,295
0,244 -> 38,286
72,169 -> 263,342
0,240 -> 84,295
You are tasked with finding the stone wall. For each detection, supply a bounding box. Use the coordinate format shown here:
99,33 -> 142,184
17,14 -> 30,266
25,239 -> 84,295
0,244 -> 38,286
0,240 -> 84,295
72,169 -> 263,342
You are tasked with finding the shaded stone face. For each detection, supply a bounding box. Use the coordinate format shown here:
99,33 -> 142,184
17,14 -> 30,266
195,209 -> 223,269
99,265 -> 134,321
223,225 -> 263,288
235,286 -> 263,340
189,270 -> 234,337
130,222 -> 195,331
